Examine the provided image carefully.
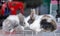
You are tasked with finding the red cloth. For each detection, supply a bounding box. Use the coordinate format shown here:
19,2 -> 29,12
1,2 -> 24,16
8,1 -> 24,15
1,2 -> 6,16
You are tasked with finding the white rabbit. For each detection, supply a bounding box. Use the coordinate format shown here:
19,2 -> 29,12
25,8 -> 57,33
29,14 -> 57,33
2,13 -> 28,33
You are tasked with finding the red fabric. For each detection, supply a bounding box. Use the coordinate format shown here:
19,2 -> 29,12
8,1 -> 24,15
1,2 -> 6,16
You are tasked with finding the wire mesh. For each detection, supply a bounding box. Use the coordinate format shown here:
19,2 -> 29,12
4,29 -> 59,36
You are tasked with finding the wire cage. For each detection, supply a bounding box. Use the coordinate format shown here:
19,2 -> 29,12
3,22 -> 60,36
4,29 -> 60,36
0,0 -> 60,36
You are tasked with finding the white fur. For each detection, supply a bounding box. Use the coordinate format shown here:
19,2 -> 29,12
26,14 -> 56,33
29,16 -> 42,32
25,14 -> 43,32
2,15 -> 20,32
25,7 -> 56,33
2,14 -> 29,32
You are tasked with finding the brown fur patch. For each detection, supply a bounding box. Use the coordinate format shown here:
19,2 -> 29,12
40,15 -> 57,32
50,20 -> 57,31
43,15 -> 51,18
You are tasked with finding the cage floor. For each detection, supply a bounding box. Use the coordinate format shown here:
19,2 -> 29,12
0,31 -> 60,36
0,22 -> 60,36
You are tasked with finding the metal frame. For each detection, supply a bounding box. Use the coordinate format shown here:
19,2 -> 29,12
8,30 -> 60,36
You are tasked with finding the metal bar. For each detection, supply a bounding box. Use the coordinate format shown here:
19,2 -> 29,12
32,31 -> 33,36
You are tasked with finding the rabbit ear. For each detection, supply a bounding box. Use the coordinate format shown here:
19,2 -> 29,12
30,12 -> 34,18
18,13 -> 24,22
30,9 -> 36,19
17,13 -> 25,26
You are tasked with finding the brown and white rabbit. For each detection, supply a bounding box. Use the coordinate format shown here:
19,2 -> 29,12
29,14 -> 57,33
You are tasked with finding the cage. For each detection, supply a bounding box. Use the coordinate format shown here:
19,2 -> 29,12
2,22 -> 60,36
2,29 -> 60,36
